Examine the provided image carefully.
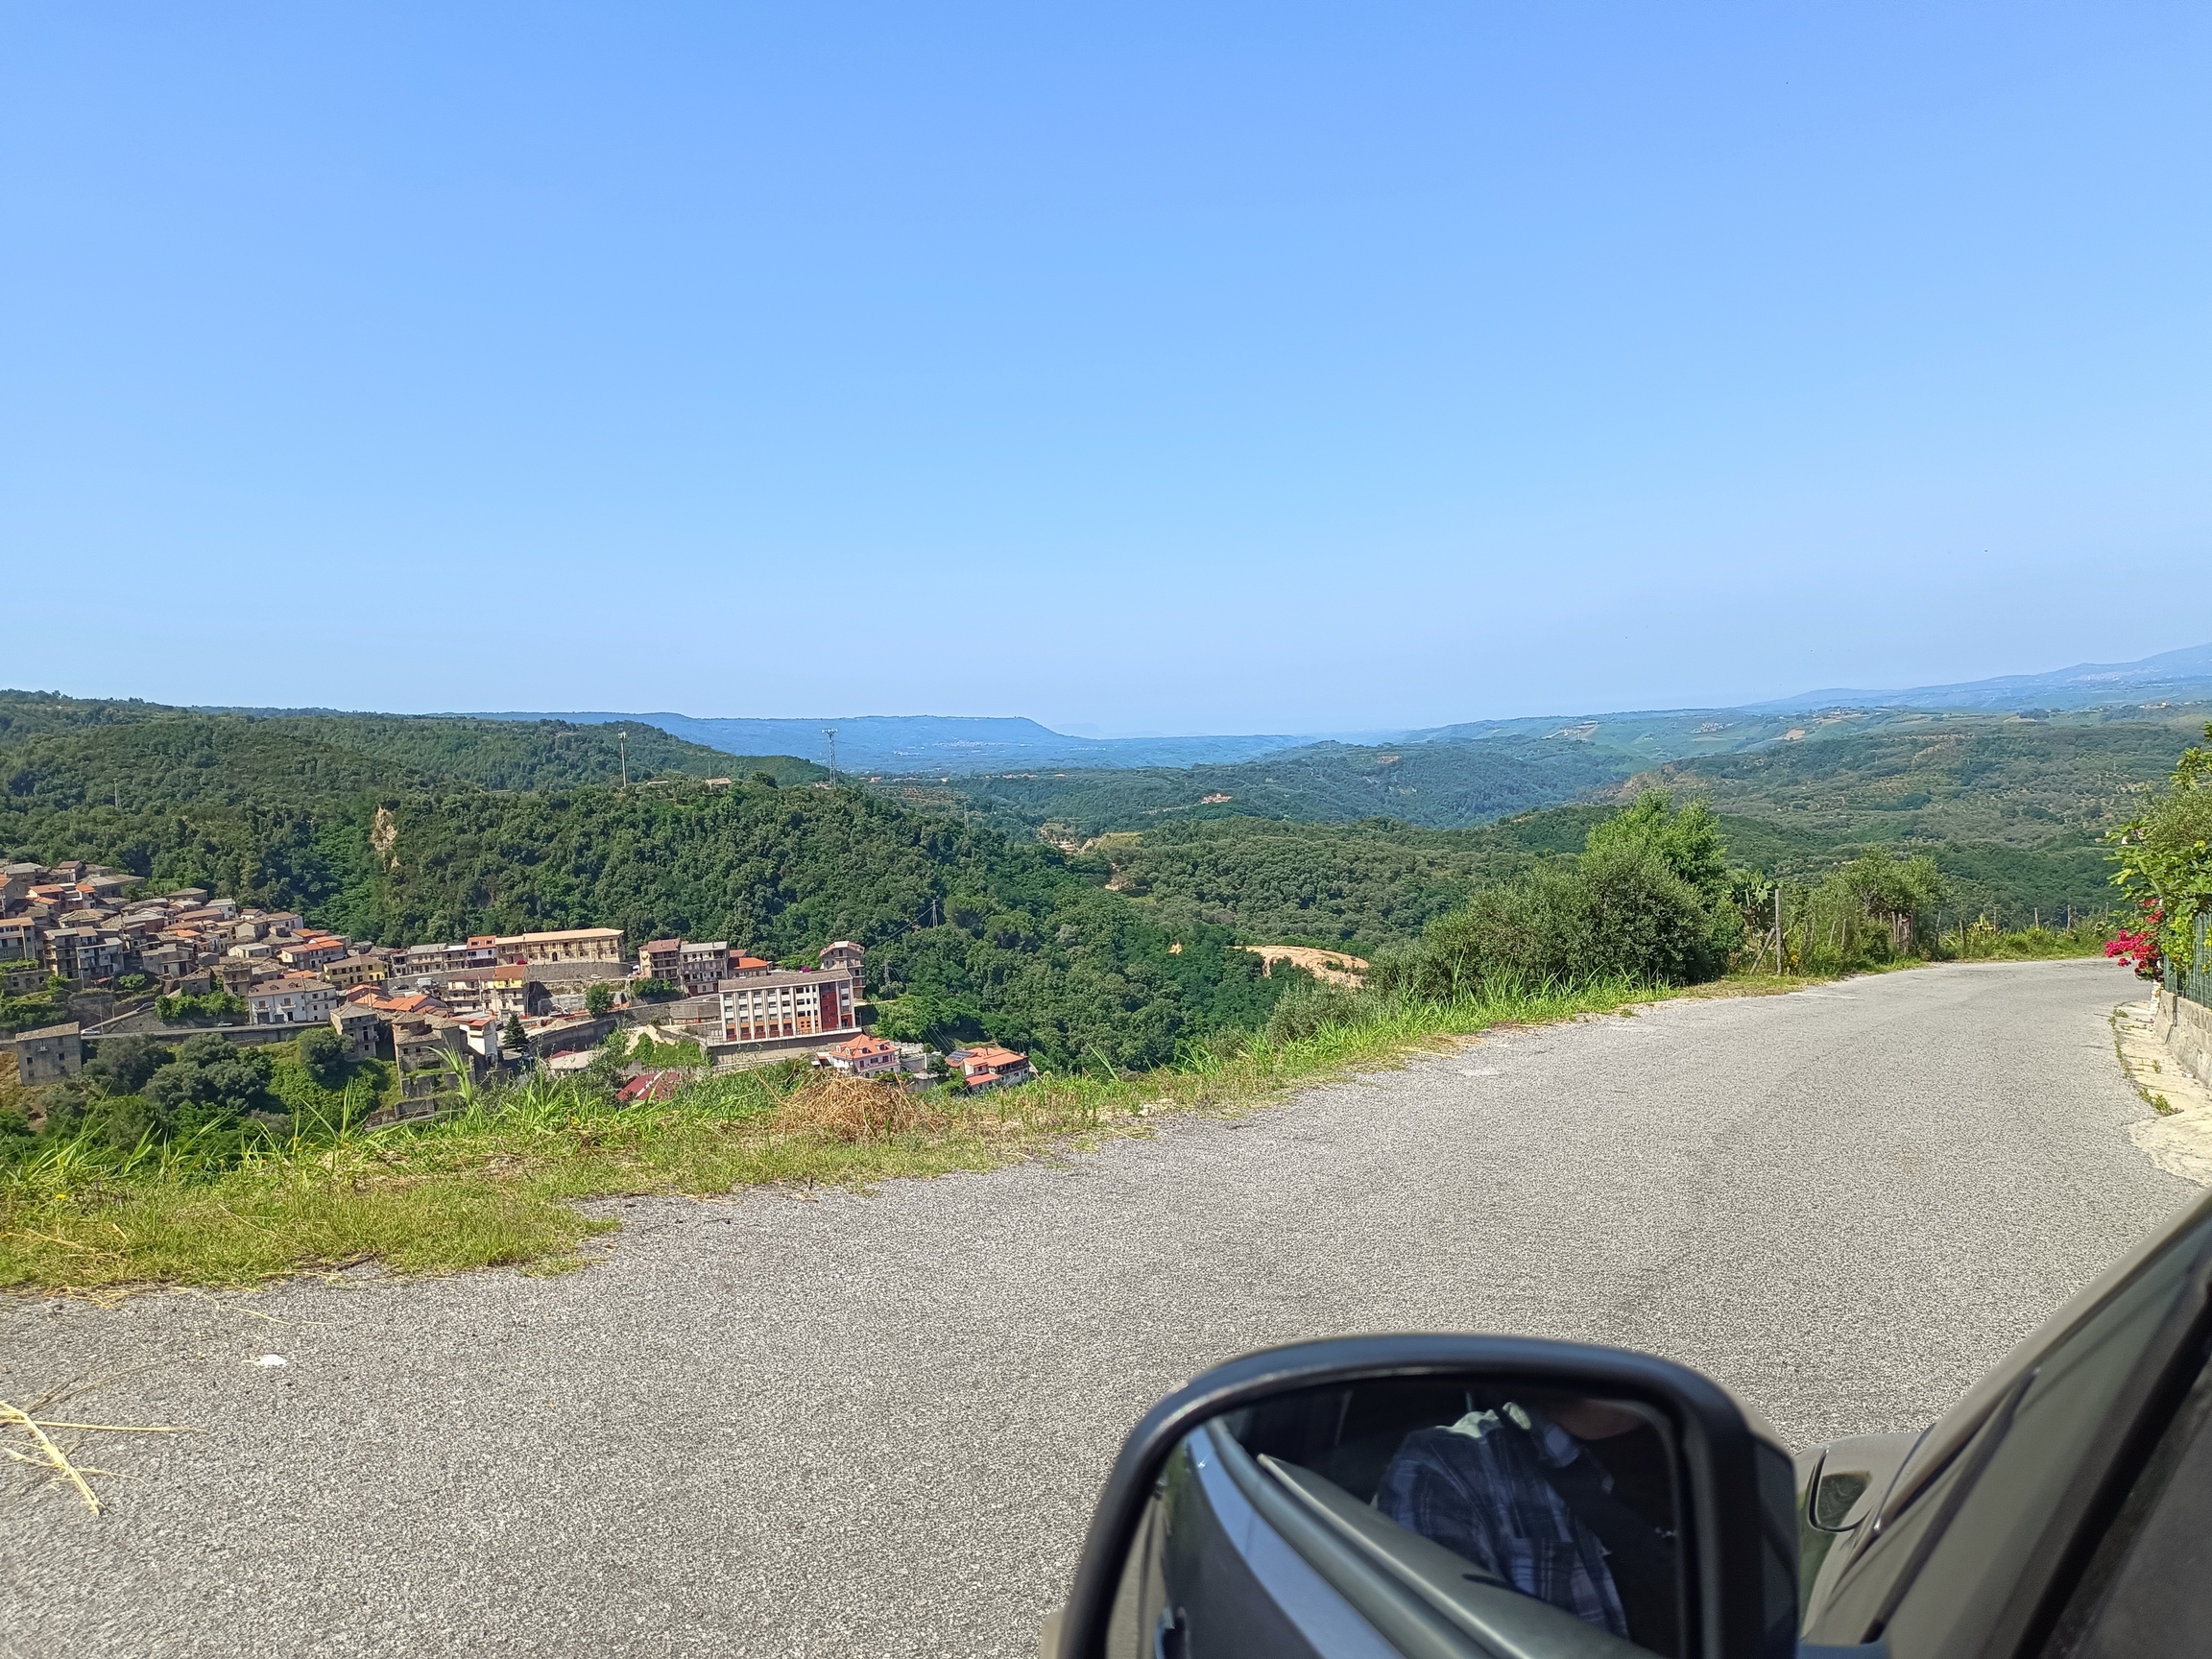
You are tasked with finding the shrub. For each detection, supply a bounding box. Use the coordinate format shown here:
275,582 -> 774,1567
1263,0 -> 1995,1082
142,1034 -> 278,1129
84,1035 -> 174,1094
2112,724 -> 2212,976
79,1092 -> 160,1151
156,988 -> 245,1024
1369,801 -> 1734,998
1265,980 -> 1359,1044
1575,839 -> 1730,984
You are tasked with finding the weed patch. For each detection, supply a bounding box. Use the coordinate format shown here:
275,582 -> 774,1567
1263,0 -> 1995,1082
5,974 -> 1808,1294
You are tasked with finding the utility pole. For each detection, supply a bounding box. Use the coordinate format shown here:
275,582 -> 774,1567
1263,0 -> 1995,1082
824,728 -> 838,783
618,728 -> 628,788
1772,886 -> 1783,974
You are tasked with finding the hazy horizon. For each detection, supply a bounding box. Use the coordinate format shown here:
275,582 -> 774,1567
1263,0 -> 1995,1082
19,636 -> 2212,742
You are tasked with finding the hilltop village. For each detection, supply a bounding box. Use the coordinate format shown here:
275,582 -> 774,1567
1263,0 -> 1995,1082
0,859 -> 1035,1112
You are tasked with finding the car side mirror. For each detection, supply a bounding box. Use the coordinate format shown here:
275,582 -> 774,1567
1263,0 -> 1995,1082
1052,1335 -> 1798,1659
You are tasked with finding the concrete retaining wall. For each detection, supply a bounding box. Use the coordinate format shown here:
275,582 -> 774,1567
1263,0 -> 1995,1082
2154,987 -> 2212,1086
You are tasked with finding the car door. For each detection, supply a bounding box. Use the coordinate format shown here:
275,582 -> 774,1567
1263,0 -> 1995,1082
1798,1197 -> 2212,1659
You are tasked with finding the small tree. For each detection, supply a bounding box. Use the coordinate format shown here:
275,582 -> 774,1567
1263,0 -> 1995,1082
500,1013 -> 528,1053
585,981 -> 614,1017
296,1025 -> 349,1087
84,1035 -> 174,1094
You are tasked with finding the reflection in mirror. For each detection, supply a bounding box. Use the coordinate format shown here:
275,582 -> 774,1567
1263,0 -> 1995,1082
1111,1379 -> 1685,1659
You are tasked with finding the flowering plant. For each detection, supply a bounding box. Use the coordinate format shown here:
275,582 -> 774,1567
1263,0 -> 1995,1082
2104,900 -> 2163,979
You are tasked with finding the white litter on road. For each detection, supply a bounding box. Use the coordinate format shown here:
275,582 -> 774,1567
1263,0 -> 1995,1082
253,1356 -> 288,1368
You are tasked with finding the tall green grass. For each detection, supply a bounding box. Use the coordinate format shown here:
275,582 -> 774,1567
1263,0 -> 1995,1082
0,974 -> 1769,1292
1933,918 -> 2113,962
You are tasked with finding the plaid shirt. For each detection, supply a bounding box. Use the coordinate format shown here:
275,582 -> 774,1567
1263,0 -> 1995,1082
1375,1407 -> 1629,1639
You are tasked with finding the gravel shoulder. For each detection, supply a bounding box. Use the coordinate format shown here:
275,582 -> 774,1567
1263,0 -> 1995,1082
2,959 -> 2193,1658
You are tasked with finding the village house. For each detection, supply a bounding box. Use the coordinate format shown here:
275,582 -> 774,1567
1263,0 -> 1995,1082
330,1002 -> 381,1061
945,1044 -> 1036,1092
10,1022 -> 83,1086
247,973 -> 342,1026
323,952 -> 388,991
276,935 -> 349,971
820,1034 -> 900,1077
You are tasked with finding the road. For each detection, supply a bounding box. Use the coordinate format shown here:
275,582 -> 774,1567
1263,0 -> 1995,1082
2,959 -> 2197,1657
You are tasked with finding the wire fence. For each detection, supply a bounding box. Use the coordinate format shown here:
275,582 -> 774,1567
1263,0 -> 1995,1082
2166,915 -> 2212,1008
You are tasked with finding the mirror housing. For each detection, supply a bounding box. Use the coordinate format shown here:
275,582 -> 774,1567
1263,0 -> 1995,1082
1055,1335 -> 1797,1659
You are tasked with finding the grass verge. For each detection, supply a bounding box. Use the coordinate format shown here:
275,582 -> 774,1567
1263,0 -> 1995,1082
5,973 -> 1809,1294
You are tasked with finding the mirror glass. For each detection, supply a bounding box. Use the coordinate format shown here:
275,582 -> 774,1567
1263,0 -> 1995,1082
1110,1377 -> 1686,1659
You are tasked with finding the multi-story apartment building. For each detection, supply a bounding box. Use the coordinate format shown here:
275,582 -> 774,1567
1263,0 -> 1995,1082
494,927 -> 625,965
42,926 -> 121,984
712,966 -> 858,1046
246,973 -> 341,1025
676,941 -> 730,995
818,940 -> 866,991
637,939 -> 684,981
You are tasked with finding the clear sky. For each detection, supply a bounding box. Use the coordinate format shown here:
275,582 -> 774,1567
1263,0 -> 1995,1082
5,3 -> 2208,734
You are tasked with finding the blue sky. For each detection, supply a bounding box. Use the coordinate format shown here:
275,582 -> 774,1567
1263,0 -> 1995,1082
5,3 -> 2208,734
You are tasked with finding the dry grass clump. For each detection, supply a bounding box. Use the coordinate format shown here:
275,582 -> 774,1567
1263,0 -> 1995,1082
770,1074 -> 949,1142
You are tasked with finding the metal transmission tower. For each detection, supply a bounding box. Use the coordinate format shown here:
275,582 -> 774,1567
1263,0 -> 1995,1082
618,728 -> 628,788
825,728 -> 838,782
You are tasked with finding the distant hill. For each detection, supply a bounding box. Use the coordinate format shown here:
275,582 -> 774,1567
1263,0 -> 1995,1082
1743,640 -> 2212,713
489,640 -> 2212,777
0,691 -> 823,798
463,711 -> 1319,774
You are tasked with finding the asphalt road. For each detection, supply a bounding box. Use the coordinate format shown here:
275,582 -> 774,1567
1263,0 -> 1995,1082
2,959 -> 2197,1658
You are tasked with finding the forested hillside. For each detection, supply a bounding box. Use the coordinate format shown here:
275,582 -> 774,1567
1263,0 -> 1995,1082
0,693 -> 823,908
917,709 -> 2202,840
0,691 -> 2158,1054
339,781 -> 1280,1067
1633,721 -> 2178,845
1094,816 -> 1575,948
908,735 -> 1634,835
0,697 -> 1282,1068
0,691 -> 812,796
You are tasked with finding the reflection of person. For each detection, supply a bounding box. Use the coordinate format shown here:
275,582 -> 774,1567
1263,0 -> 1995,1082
1375,1400 -> 1646,1640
